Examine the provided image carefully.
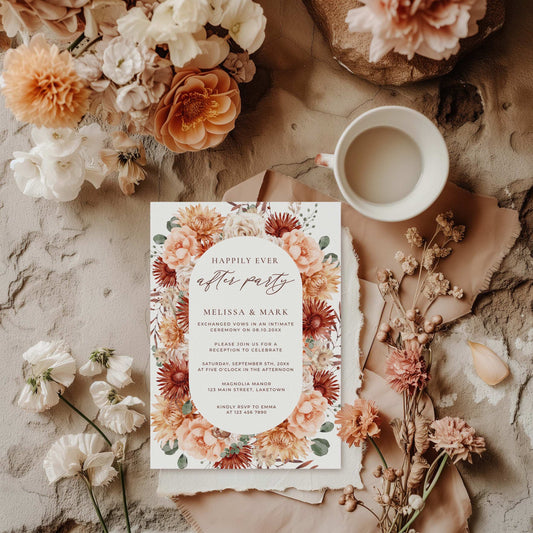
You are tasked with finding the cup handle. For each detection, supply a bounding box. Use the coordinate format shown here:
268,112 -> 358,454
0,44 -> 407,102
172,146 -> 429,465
314,153 -> 335,168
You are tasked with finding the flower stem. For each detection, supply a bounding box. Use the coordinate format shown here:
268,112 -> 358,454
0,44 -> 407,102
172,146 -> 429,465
368,436 -> 388,469
67,33 -> 86,52
80,475 -> 109,533
58,394 -> 112,446
119,462 -> 131,533
398,453 -> 449,533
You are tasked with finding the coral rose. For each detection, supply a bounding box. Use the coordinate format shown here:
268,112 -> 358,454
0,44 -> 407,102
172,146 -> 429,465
287,390 -> 328,438
162,226 -> 201,269
154,68 -> 241,153
176,415 -> 226,462
281,229 -> 324,276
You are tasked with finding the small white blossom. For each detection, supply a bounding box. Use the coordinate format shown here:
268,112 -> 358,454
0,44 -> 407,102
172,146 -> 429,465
43,434 -> 117,486
90,381 -> 145,434
18,341 -> 76,412
79,348 -> 133,389
220,0 -> 266,53
408,494 -> 424,511
102,36 -> 144,85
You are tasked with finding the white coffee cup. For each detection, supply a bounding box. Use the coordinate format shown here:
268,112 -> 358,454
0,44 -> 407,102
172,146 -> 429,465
316,106 -> 448,222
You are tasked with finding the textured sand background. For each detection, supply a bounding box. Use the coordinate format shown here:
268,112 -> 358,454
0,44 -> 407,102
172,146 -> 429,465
0,1 -> 531,531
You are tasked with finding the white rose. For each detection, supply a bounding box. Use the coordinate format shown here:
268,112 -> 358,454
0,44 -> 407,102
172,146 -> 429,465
102,36 -> 144,85
40,154 -> 87,202
223,211 -> 266,238
220,0 -> 266,53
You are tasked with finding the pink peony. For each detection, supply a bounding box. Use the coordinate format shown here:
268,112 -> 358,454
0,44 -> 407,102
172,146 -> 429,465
281,229 -> 324,276
346,0 -> 487,62
162,226 -> 200,269
176,416 -> 226,462
287,390 -> 328,438
430,417 -> 485,463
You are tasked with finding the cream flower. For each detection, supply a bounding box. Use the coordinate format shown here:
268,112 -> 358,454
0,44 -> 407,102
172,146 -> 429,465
79,348 -> 133,389
43,434 -> 117,486
102,36 -> 144,85
90,381 -> 145,434
116,83 -> 150,112
186,32 -> 230,69
166,0 -> 211,33
220,0 -> 266,53
223,211 -> 265,239
18,341 -> 76,412
84,0 -> 127,40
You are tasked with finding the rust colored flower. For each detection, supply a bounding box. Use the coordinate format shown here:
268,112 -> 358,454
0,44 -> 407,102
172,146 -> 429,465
430,417 -> 486,464
152,256 -> 177,287
154,68 -> 241,153
255,423 -> 309,463
2,34 -> 89,128
302,258 -> 340,300
313,369 -> 340,405
302,298 -> 336,340
151,395 -> 188,444
159,315 -> 186,351
156,358 -> 189,401
176,296 -> 189,332
335,399 -> 380,447
176,204 -> 225,251
386,346 -> 431,395
265,212 -> 301,238
214,445 -> 253,470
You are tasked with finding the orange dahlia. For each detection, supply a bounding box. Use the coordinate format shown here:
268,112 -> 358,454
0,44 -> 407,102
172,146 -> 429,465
313,369 -> 340,405
157,358 -> 189,401
154,68 -> 241,153
151,395 -> 189,444
265,212 -> 301,238
153,256 -> 177,287
302,258 -> 340,300
214,445 -> 253,469
335,399 -> 380,447
159,315 -> 186,351
255,423 -> 309,463
2,34 -> 89,128
176,204 -> 225,251
302,298 -> 337,340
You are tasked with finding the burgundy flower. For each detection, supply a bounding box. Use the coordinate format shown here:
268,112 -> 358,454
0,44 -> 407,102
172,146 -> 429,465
302,298 -> 336,340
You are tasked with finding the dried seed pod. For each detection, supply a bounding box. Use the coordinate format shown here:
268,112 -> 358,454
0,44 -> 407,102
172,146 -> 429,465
417,333 -> 429,345
395,469 -> 404,478
338,494 -> 347,505
376,331 -> 388,342
382,494 -> 391,504
414,413 -> 431,455
373,466 -> 383,478
345,499 -> 358,512
431,315 -> 443,326
406,309 -> 417,321
343,484 -> 355,495
423,321 -> 435,333
383,468 -> 396,482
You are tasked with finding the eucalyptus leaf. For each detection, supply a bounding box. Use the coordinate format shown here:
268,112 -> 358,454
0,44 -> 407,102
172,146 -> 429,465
319,236 -> 330,250
162,440 -> 179,455
177,454 -> 188,469
182,400 -> 192,415
323,252 -> 338,263
320,421 -> 334,433
153,234 -> 167,244
311,438 -> 330,457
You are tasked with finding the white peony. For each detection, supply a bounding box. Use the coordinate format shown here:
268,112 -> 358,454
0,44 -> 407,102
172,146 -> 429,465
208,0 -> 227,25
102,36 -> 144,85
223,211 -> 266,238
79,348 -> 133,389
90,381 -> 145,434
167,0 -> 211,33
18,341 -> 76,412
43,433 -> 117,486
220,0 -> 266,53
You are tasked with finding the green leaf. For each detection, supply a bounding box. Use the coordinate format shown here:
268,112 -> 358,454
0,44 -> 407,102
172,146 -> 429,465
311,438 -> 330,457
167,217 -> 180,231
162,440 -> 179,455
320,421 -> 334,433
177,454 -> 188,469
323,253 -> 338,263
319,236 -> 330,250
153,234 -> 167,244
182,400 -> 192,415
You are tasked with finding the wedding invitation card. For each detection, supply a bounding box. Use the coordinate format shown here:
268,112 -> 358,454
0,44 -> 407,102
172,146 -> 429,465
150,202 -> 341,470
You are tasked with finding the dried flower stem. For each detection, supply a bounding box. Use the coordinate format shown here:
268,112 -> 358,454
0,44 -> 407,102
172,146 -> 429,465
369,436 -> 388,469
58,394 -> 131,533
